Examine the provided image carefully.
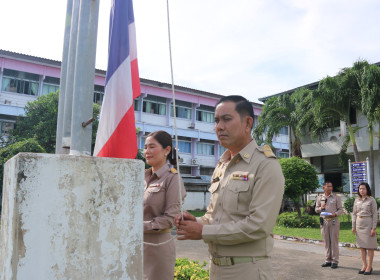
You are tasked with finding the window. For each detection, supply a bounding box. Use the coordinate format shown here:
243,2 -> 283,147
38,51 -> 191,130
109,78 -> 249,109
0,120 -> 15,136
143,95 -> 166,115
196,105 -> 214,123
2,69 -> 39,96
94,85 -> 104,105
279,126 -> 288,135
276,151 -> 289,158
179,166 -> 191,174
134,99 -> 139,111
173,140 -> 191,153
196,142 -> 215,156
200,167 -> 214,176
219,145 -> 227,156
170,100 -> 192,119
42,76 -> 60,95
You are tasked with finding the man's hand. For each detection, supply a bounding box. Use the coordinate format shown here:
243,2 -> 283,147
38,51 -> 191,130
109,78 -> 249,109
352,228 -> 356,235
175,211 -> 196,228
177,220 -> 203,240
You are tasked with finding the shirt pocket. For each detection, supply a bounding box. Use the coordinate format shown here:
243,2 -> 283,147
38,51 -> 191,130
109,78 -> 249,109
224,176 -> 252,213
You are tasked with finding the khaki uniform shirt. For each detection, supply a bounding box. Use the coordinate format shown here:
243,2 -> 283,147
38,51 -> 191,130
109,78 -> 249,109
199,139 -> 285,257
315,193 -> 343,217
352,196 -> 378,229
144,164 -> 186,231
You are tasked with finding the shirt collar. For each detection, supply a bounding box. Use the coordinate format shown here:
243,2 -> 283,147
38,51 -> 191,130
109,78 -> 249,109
152,164 -> 170,179
218,139 -> 257,164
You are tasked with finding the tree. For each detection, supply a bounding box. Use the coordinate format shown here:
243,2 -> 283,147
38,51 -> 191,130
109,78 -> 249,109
8,91 -> 100,153
314,61 -> 367,162
0,138 -> 45,213
360,63 -> 380,197
279,157 -> 319,219
254,88 -> 312,158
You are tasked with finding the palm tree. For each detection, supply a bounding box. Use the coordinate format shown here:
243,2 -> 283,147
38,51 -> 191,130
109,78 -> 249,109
360,63 -> 380,196
315,63 -> 365,162
254,88 -> 312,158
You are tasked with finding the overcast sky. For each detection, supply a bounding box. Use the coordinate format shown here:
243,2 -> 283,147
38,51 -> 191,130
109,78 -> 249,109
1,0 -> 380,103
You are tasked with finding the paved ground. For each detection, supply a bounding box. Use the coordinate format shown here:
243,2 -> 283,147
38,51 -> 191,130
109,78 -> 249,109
175,238 -> 380,279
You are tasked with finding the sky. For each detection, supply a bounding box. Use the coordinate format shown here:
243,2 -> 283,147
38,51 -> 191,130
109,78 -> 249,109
1,0 -> 380,103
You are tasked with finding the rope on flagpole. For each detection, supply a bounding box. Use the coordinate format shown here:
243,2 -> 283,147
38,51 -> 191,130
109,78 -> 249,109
166,0 -> 184,221
143,0 -> 184,247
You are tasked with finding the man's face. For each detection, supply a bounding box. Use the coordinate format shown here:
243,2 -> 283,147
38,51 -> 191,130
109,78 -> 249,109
214,101 -> 250,151
323,182 -> 333,195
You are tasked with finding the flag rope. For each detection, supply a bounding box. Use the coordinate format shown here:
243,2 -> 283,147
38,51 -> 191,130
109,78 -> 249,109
143,0 -> 185,247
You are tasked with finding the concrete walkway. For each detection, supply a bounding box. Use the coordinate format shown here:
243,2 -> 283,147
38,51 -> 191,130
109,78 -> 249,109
175,238 -> 380,279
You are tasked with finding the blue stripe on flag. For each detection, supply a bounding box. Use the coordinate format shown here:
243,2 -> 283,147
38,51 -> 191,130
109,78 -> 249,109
106,0 -> 135,84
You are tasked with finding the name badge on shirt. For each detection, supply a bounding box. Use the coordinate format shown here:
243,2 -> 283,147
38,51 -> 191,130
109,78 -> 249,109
232,172 -> 249,181
149,183 -> 160,188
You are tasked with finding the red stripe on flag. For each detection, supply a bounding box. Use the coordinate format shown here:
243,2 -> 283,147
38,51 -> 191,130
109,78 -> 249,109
97,106 -> 137,159
131,59 -> 141,99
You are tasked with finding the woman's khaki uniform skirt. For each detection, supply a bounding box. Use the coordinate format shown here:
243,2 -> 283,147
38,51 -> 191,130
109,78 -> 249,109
144,232 -> 175,280
355,216 -> 377,249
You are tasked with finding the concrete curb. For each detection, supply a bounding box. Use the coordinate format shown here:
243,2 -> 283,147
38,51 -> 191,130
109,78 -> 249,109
274,234 -> 380,251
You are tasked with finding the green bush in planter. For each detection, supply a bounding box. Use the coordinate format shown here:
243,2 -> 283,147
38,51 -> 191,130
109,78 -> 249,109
174,258 -> 209,280
277,212 -> 319,228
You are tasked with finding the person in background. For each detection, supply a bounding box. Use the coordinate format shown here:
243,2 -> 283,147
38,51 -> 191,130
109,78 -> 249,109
352,182 -> 377,275
175,95 -> 285,280
143,130 -> 186,280
315,181 -> 343,269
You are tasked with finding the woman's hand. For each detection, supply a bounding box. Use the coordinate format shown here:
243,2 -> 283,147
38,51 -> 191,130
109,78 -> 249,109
352,228 -> 355,235
370,228 -> 376,237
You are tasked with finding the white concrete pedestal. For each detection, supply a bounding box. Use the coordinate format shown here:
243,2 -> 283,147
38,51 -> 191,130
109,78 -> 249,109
0,153 -> 144,279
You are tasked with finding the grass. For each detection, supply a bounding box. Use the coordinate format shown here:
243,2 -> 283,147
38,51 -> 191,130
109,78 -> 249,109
188,210 -> 360,244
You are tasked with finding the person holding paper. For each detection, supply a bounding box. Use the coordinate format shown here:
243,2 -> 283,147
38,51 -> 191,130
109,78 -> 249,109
315,181 -> 343,269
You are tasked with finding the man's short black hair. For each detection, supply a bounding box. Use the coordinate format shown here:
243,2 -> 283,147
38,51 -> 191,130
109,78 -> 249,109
216,95 -> 254,123
324,180 -> 333,186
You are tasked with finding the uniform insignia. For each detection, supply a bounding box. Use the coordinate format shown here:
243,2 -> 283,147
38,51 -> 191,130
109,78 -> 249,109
171,168 -> 178,174
218,171 -> 223,177
232,172 -> 249,181
149,183 -> 160,188
212,177 -> 220,183
243,153 -> 250,159
262,145 -> 276,158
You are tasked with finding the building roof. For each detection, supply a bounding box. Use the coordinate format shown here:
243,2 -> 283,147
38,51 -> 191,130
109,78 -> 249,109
259,62 -> 380,103
0,49 -> 262,108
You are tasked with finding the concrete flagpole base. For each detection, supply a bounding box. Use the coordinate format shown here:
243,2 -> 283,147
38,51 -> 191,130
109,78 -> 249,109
0,153 -> 144,279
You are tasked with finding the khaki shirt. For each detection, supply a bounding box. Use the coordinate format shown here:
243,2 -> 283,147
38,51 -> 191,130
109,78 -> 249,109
315,193 -> 343,217
199,139 -> 285,257
144,164 -> 186,232
352,196 -> 378,229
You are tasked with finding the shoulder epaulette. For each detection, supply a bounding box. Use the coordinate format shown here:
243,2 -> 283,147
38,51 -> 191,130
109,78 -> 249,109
170,167 -> 178,174
261,145 -> 276,158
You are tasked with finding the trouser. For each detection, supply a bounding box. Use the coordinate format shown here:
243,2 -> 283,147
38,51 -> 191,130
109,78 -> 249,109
209,256 -> 273,280
321,218 -> 340,264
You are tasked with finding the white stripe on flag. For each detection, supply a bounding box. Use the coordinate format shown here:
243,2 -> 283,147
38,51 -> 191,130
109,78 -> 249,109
129,22 -> 137,61
93,56 -> 133,156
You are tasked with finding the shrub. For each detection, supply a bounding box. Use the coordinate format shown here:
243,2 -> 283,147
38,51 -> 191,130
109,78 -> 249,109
0,138 -> 45,213
174,258 -> 209,280
305,200 -> 317,215
277,212 -> 319,228
343,197 -> 355,213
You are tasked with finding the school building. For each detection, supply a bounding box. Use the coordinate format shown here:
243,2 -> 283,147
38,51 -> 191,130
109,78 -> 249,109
0,49 -> 289,210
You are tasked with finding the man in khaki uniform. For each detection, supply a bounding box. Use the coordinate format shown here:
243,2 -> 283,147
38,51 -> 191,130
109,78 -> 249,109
175,95 -> 285,280
315,181 -> 343,269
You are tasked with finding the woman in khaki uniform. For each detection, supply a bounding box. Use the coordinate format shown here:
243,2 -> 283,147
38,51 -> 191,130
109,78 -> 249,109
143,130 -> 186,280
352,182 -> 378,275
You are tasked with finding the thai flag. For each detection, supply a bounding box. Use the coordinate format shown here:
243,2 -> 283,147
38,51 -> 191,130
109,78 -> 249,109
94,0 -> 141,158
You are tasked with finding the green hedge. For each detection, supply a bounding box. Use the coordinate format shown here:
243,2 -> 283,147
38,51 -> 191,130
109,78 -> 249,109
277,212 -> 319,228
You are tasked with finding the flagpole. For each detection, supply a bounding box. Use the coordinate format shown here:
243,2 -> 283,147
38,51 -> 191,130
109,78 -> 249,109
166,0 -> 184,220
